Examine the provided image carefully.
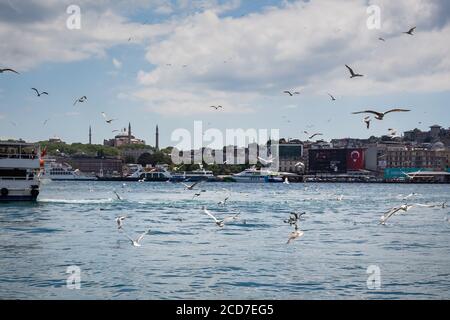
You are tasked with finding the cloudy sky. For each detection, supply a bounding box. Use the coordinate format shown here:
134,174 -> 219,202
0,0 -> 449,148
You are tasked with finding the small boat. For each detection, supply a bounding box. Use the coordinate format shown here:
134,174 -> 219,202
0,141 -> 42,201
96,165 -> 172,182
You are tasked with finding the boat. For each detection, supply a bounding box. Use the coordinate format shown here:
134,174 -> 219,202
96,165 -> 172,182
41,158 -> 97,181
169,169 -> 218,182
232,167 -> 285,183
0,142 -> 42,201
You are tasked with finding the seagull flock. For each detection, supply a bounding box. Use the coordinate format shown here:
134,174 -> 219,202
110,181 -> 447,248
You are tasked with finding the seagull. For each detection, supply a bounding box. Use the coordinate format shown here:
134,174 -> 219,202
210,106 -> 223,110
295,161 -> 305,168
0,68 -> 19,74
115,216 -> 126,229
73,96 -> 87,106
43,119 -> 51,126
284,90 -> 300,96
258,156 -> 275,166
218,195 -> 230,206
101,112 -> 116,124
364,116 -> 371,129
284,212 -> 305,226
181,181 -> 202,190
31,88 -> 48,97
403,27 -> 416,35
352,109 -> 410,120
120,229 -> 150,247
306,132 -> 323,140
388,128 -> 400,138
201,206 -> 240,228
345,65 -> 364,78
328,93 -> 336,101
193,192 -> 202,199
336,194 -> 344,201
113,191 -> 122,200
380,204 -> 414,225
283,177 -> 290,185
378,37 -> 386,41
287,224 -> 304,244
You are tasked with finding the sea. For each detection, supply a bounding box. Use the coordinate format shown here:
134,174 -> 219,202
0,181 -> 449,300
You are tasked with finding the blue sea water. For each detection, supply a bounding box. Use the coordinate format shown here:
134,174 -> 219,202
0,181 -> 449,300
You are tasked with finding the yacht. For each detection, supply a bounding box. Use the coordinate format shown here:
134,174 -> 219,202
232,167 -> 284,183
41,158 -> 97,181
0,142 -> 41,201
97,165 -> 172,182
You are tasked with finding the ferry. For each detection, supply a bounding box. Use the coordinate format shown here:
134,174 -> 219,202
41,158 -> 97,181
96,165 -> 172,182
232,167 -> 285,183
169,169 -> 218,182
0,142 -> 42,201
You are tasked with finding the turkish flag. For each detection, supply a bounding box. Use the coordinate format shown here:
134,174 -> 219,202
347,149 -> 364,171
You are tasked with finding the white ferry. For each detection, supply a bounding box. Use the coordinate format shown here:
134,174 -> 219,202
41,158 -> 97,181
170,169 -> 218,182
0,142 -> 42,201
232,167 -> 285,183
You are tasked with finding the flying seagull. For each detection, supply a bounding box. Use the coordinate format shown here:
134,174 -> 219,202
306,132 -> 323,140
345,65 -> 364,78
352,109 -> 410,120
378,37 -> 386,42
181,181 -> 202,190
380,204 -> 414,225
101,112 -> 116,124
258,156 -> 275,166
284,91 -> 300,96
0,68 -> 19,74
201,206 -> 240,228
403,27 -> 416,35
295,161 -> 305,169
43,119 -> 51,126
120,228 -> 150,247
328,93 -> 336,101
31,88 -> 48,97
210,106 -> 223,110
287,223 -> 304,244
115,216 -> 126,229
364,116 -> 371,129
284,212 -> 306,226
73,96 -> 87,106
113,191 -> 122,201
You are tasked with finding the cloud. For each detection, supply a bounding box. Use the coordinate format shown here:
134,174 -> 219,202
112,58 -> 122,69
132,0 -> 450,115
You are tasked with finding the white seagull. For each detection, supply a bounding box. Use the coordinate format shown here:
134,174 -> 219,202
380,204 -> 414,225
121,229 -> 151,247
115,216 -> 127,229
201,206 -> 240,228
287,224 -> 304,244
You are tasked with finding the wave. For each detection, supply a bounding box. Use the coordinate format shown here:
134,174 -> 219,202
38,198 -> 116,204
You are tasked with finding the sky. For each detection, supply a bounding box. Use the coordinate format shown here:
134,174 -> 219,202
0,0 -> 449,149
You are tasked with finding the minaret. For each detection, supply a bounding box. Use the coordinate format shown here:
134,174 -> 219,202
89,126 -> 92,145
156,125 -> 159,151
128,122 -> 131,144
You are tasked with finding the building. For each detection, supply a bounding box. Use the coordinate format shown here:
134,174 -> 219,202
65,155 -> 123,176
385,148 -> 447,171
121,148 -> 154,163
308,148 -> 365,174
103,123 -> 145,147
279,139 -> 304,173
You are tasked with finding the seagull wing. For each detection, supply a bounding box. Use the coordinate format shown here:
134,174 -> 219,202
345,65 -> 355,76
203,207 -> 219,223
136,229 -> 150,243
383,109 -> 411,115
2,68 -> 19,74
31,88 -> 39,95
353,110 -> 384,118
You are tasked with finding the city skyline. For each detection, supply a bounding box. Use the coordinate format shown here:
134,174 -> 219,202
1,0 -> 450,147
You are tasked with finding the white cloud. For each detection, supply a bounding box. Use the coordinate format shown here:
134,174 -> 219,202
131,0 -> 450,116
112,58 -> 122,69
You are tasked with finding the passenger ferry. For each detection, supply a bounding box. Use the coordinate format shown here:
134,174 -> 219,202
41,158 -> 97,181
169,169 -> 218,182
97,165 -> 172,182
232,167 -> 285,183
0,142 -> 41,201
